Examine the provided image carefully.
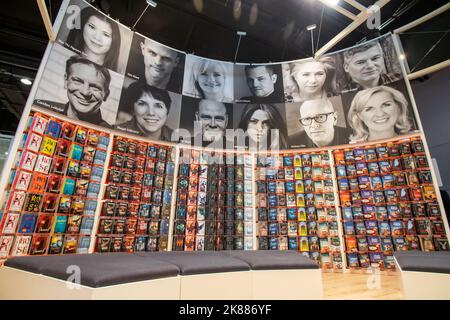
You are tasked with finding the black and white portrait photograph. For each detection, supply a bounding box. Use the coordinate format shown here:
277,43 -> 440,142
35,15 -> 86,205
233,103 -> 287,150
341,79 -> 418,144
125,32 -> 185,94
55,0 -> 132,74
286,96 -> 350,148
335,35 -> 403,93
114,77 -> 182,142
282,56 -> 339,103
33,43 -> 123,127
182,55 -> 234,103
234,63 -> 284,104
178,96 -> 234,147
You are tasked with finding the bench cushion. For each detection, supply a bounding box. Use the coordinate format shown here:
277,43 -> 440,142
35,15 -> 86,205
394,251 -> 450,274
135,251 -> 251,275
221,250 -> 319,270
5,253 -> 180,288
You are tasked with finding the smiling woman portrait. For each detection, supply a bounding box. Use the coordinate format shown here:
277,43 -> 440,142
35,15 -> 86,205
184,58 -> 233,103
347,85 -> 413,143
116,81 -> 173,141
66,6 -> 121,72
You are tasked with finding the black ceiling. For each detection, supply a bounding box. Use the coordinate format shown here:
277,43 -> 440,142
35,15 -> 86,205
0,0 -> 448,134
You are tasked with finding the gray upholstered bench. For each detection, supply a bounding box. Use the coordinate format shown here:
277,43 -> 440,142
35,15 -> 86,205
222,250 -> 322,299
136,251 -> 252,299
0,253 -> 181,299
0,251 -> 323,300
394,251 -> 450,300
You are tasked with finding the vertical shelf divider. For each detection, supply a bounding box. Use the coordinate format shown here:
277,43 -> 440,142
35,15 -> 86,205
167,145 -> 181,252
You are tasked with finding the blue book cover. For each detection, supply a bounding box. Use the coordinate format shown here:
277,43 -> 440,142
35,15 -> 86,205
90,166 -> 104,182
20,133 -> 28,149
159,219 -> 170,235
93,150 -> 107,165
77,237 -> 91,254
84,200 -> 97,216
45,120 -> 61,139
97,136 -> 110,150
18,213 -> 37,234
163,189 -> 172,205
71,144 -> 84,161
269,237 -> 279,250
285,181 -> 294,193
288,237 -> 298,250
80,217 -> 94,234
87,182 -> 101,198
53,215 -> 68,233
283,155 -> 293,167
63,178 -> 76,195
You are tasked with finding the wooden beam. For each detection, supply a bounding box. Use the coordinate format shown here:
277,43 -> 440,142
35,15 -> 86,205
315,0 -> 390,58
408,59 -> 450,80
394,2 -> 450,34
36,0 -> 56,42
318,0 -> 357,20
344,0 -> 366,12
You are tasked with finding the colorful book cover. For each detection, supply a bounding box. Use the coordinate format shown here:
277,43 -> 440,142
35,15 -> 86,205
25,132 -> 43,153
30,115 -> 48,134
29,236 -> 49,255
90,165 -> 104,182
0,235 -> 14,258
34,154 -> 52,174
48,235 -> 64,254
53,215 -> 68,233
44,120 -> 61,139
66,215 -> 82,234
51,156 -> 67,175
93,150 -> 107,165
62,178 -> 76,195
24,194 -> 42,213
87,131 -> 99,147
10,235 -> 32,257
82,146 -> 96,163
12,170 -> 32,191
61,122 -> 76,140
70,144 -> 83,161
39,136 -> 57,156
99,219 -> 113,234
17,213 -> 37,234
35,214 -> 53,233
79,217 -> 94,234
77,237 -> 91,254
70,199 -> 86,216
20,151 -> 38,172
74,127 -> 87,145
87,182 -> 101,198
28,173 -> 47,194
97,237 -> 111,253
63,236 -> 78,254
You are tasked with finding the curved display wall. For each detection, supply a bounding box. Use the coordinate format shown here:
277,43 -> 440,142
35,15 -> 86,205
32,0 -> 419,151
0,0 -> 448,272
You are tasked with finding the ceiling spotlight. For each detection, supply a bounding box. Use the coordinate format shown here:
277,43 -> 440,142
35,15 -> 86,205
146,0 -> 157,8
237,31 -> 247,36
21,78 -> 32,85
324,0 -> 339,5
399,54 -> 406,60
306,24 -> 317,31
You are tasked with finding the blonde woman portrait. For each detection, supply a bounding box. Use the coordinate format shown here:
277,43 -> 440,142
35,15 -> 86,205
284,56 -> 337,103
347,85 -> 414,143
183,57 -> 233,103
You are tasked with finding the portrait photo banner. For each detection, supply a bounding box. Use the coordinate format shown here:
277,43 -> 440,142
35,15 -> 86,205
32,0 -> 420,151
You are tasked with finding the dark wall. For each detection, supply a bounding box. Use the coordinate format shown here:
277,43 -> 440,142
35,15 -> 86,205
411,66 -> 450,198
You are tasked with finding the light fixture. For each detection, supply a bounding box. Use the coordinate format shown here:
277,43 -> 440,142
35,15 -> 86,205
324,0 -> 339,5
237,31 -> 247,36
306,24 -> 317,31
20,78 -> 32,85
146,0 -> 157,8
399,54 -> 406,60
234,31 -> 247,62
306,25 -> 317,56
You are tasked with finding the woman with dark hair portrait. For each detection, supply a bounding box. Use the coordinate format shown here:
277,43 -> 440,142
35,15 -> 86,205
347,85 -> 413,143
66,6 -> 121,71
116,81 -> 173,141
285,56 -> 337,103
186,59 -> 233,103
238,104 -> 288,150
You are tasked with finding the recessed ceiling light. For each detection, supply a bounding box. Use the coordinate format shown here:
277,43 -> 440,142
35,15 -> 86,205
306,24 -> 317,31
21,78 -> 32,85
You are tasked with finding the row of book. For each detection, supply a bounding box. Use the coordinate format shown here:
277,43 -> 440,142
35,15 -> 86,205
255,152 -> 343,269
334,137 -> 449,269
173,149 -> 254,251
0,112 -> 110,258
95,136 -> 175,253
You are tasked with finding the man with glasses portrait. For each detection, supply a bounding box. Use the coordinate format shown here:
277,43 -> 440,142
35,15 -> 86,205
293,98 -> 351,148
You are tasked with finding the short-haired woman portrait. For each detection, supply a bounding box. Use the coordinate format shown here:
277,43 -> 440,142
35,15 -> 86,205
116,81 -> 173,141
347,85 -> 413,143
284,56 -> 337,103
183,57 -> 233,103
237,103 -> 288,150
66,6 -> 121,72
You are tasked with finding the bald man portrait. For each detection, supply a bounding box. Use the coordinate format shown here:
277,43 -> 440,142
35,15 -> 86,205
290,98 -> 351,148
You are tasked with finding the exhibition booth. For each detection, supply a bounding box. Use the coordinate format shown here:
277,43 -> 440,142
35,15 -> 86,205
0,0 -> 449,300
